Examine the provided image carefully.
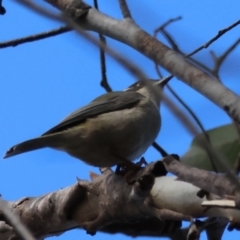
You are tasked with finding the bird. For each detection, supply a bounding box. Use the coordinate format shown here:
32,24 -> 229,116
3,77 -> 171,167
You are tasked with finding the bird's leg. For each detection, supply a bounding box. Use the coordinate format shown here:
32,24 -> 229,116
115,163 -> 127,175
114,154 -> 141,174
114,156 -> 148,185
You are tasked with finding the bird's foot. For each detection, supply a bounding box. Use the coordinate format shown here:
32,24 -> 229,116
115,162 -> 144,185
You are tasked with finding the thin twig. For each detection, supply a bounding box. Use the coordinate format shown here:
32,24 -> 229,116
185,19 -> 240,58
118,0 -> 132,19
16,0 -> 147,80
0,26 -> 70,48
93,0 -> 112,92
166,78 -> 218,172
210,38 -> 240,79
166,85 -> 210,142
162,90 -> 240,190
98,32 -> 112,92
209,39 -> 240,173
154,16 -> 182,53
155,19 -> 240,157
154,18 -> 222,172
154,20 -> 212,74
152,142 -> 168,157
0,198 -> 36,240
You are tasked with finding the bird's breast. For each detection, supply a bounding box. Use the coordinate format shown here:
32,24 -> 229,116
87,99 -> 161,161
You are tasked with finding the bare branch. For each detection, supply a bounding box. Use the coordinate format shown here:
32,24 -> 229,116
2,161 -> 240,239
154,16 -> 182,34
167,85 -> 209,139
93,0 -> 112,92
155,21 -> 239,88
30,1 -> 146,79
163,156 -> 240,204
154,19 -> 216,170
98,35 -> 112,91
153,18 -> 213,145
154,18 -> 240,185
152,142 -> 168,157
161,88 -> 240,189
210,38 -> 240,79
165,80 -> 220,176
0,162 -> 193,239
186,19 -> 240,57
42,1 -> 240,124
17,0 -> 167,109
0,26 -> 70,48
0,198 -> 36,240
154,17 -> 213,74
118,0 -> 132,19
156,19 -> 211,151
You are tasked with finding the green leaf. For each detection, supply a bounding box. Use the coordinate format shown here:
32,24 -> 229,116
181,123 -> 240,172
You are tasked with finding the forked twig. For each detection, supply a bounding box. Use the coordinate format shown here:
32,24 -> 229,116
118,0 -> 132,19
210,38 -> 240,79
185,19 -> 240,58
154,17 -> 240,173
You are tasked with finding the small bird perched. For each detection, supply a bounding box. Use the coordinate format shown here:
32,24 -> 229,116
4,77 -> 170,167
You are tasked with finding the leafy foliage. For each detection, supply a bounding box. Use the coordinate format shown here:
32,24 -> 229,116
181,123 -> 240,171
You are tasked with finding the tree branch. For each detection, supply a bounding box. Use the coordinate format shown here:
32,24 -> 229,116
93,0 -> 112,92
2,158 -> 240,239
162,156 -> 240,207
0,26 -> 70,48
210,38 -> 240,79
118,0 -> 132,19
186,20 -> 240,57
0,198 -> 36,240
45,1 -> 240,124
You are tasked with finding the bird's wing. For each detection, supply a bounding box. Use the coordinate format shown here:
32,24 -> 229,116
42,91 -> 144,135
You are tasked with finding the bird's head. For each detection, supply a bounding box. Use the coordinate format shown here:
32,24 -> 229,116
125,76 -> 172,107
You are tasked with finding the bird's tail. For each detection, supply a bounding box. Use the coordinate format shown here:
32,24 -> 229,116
3,134 -> 61,159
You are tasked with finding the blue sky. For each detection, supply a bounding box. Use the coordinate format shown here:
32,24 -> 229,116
0,1 -> 240,239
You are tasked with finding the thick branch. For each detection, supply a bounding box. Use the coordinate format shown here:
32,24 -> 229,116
1,159 -> 240,239
162,156 -> 240,207
46,0 -> 240,123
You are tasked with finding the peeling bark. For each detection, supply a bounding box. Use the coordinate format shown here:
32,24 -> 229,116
162,156 -> 240,208
1,159 -> 240,239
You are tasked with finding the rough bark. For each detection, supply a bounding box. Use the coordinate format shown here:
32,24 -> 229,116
1,159 -> 240,239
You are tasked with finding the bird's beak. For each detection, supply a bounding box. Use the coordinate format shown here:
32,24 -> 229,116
154,75 -> 173,88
